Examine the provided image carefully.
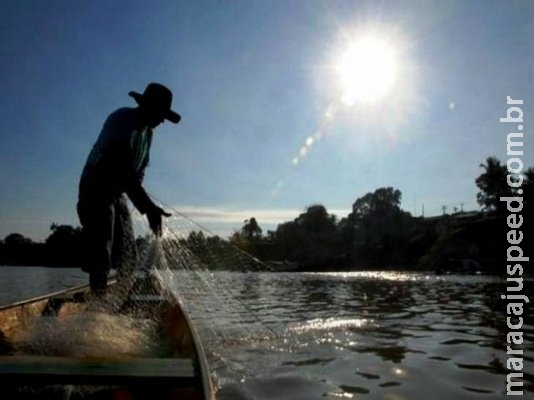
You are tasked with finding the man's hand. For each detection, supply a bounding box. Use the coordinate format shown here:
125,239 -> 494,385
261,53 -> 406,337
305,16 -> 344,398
147,205 -> 172,237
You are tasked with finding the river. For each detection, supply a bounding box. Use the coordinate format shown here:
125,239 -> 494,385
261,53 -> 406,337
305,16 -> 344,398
0,267 -> 532,399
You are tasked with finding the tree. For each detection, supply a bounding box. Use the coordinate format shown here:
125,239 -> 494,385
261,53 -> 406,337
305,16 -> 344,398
522,167 -> 534,212
229,230 -> 249,251
242,217 -> 262,240
4,233 -> 33,246
270,204 -> 339,267
295,205 -> 337,234
228,217 -> 264,258
345,187 -> 412,266
45,224 -> 83,267
2,233 -> 37,265
475,156 -> 515,214
46,224 -> 82,246
521,168 -> 534,236
350,187 -> 402,220
347,187 -> 404,237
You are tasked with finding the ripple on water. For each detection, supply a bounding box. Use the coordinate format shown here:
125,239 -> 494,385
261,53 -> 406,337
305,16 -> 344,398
379,381 -> 402,387
428,355 -> 451,361
338,384 -> 370,395
462,386 -> 495,394
356,371 -> 380,380
282,357 -> 335,367
192,272 -> 532,399
287,317 -> 373,333
217,373 -> 341,400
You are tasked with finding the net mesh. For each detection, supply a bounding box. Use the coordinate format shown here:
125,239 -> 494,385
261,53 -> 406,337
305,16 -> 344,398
10,203 -> 282,398
134,205 -> 281,352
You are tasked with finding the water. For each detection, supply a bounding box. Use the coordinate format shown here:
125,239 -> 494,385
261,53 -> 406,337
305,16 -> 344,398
0,266 -> 87,306
205,272 -> 534,399
1,267 -> 533,399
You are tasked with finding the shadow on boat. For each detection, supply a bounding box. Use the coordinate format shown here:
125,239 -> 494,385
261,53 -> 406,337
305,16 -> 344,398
0,273 -> 215,400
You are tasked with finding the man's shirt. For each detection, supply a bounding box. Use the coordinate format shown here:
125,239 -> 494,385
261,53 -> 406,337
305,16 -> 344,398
79,107 -> 154,214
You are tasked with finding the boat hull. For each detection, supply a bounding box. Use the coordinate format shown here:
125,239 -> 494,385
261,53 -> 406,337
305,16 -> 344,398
0,275 -> 215,400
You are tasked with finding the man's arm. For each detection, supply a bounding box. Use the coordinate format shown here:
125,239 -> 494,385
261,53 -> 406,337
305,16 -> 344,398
125,176 -> 154,215
125,173 -> 170,236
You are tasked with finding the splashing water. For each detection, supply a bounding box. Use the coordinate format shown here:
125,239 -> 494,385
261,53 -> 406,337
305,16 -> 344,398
288,318 -> 373,334
15,206 -> 295,396
19,312 -> 159,358
147,228 -> 281,352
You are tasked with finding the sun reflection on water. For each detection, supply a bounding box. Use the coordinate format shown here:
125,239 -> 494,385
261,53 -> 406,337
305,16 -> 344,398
289,317 -> 372,334
306,271 -> 427,282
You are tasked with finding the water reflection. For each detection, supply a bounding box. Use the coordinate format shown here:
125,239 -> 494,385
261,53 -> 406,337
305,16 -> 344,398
208,272 -> 534,399
0,267 -> 87,306
3,269 -> 531,398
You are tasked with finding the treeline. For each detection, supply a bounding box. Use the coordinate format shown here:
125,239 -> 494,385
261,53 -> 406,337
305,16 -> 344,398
0,224 -> 83,267
1,156 -> 531,273
229,156 -> 533,273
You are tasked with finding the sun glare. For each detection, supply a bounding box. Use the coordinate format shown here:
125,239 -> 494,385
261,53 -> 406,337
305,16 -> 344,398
336,35 -> 398,105
287,26 -> 417,171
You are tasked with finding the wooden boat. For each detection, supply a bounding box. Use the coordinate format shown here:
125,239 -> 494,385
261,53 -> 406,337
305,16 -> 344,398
0,273 -> 215,400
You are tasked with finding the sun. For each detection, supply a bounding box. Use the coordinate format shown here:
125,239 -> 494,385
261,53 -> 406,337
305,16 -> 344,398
335,34 -> 398,105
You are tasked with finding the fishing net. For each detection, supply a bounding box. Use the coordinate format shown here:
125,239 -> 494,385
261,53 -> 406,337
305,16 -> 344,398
8,202 -> 283,400
133,204 -> 281,351
104,204 -> 285,390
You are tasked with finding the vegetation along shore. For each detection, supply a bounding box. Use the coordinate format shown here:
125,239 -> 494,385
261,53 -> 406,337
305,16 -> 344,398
2,156 -> 532,274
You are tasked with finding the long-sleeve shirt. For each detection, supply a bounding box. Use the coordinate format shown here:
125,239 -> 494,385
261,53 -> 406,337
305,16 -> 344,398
78,107 -> 155,214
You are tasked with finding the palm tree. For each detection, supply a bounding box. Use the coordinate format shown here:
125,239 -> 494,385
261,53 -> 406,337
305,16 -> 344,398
475,157 -> 515,214
522,167 -> 534,216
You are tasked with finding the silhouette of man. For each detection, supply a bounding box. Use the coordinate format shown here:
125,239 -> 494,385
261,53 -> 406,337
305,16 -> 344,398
78,83 -> 180,294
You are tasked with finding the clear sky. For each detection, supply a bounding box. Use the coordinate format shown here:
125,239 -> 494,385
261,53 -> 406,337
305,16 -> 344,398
1,0 -> 533,241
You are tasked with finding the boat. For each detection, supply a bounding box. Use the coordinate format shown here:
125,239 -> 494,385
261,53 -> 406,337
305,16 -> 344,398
0,272 -> 215,400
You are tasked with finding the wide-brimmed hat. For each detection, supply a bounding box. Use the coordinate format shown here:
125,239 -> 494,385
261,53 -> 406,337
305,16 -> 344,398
129,83 -> 181,124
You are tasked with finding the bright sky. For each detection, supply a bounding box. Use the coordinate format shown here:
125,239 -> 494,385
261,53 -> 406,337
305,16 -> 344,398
1,0 -> 533,241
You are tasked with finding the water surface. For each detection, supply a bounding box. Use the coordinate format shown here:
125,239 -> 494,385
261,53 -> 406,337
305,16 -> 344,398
201,272 -> 534,399
1,267 -> 532,399
0,266 -> 86,306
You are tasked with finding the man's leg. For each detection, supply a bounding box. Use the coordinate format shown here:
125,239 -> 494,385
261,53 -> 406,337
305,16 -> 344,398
88,270 -> 108,294
77,200 -> 114,295
112,196 -> 138,283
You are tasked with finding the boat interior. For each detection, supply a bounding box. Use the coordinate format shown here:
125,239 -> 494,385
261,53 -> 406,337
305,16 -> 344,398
0,274 -> 213,400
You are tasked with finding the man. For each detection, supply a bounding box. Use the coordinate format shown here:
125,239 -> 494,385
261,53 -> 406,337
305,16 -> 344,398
78,83 -> 180,294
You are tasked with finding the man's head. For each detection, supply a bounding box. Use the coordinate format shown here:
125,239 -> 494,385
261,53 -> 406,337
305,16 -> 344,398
129,83 -> 181,128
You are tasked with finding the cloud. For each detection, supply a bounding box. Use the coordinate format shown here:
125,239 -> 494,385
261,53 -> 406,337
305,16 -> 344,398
132,204 -> 351,237
176,205 -> 300,224
176,204 -> 350,224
